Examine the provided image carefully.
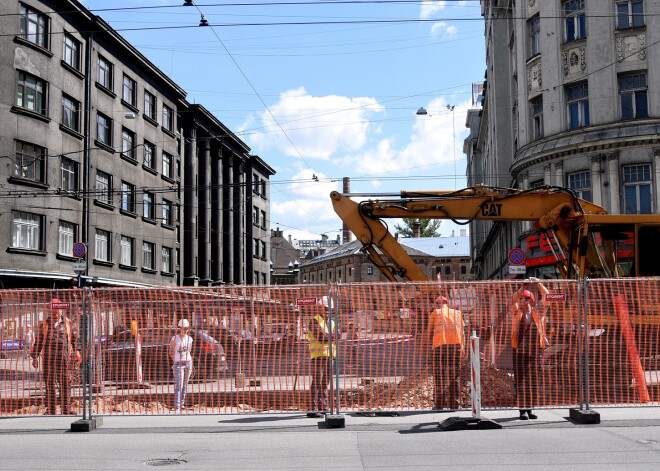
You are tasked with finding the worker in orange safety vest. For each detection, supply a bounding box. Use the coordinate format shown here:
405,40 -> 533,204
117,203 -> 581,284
425,295 -> 465,410
509,277 -> 549,420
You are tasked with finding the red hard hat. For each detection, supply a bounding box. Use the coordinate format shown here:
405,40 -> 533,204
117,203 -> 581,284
521,290 -> 535,303
435,296 -> 448,305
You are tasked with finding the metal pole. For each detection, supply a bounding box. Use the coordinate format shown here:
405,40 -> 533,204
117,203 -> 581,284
333,284 -> 341,415
583,278 -> 591,410
86,287 -> 93,419
577,279 -> 584,409
80,286 -> 87,421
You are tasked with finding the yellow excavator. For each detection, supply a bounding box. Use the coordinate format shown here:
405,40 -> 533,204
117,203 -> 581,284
330,185 -> 660,281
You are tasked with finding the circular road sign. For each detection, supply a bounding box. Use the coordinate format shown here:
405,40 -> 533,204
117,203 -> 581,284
72,242 -> 87,259
508,248 -> 526,265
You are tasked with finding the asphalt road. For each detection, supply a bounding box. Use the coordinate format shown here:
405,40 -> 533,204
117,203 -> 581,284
1,408 -> 660,470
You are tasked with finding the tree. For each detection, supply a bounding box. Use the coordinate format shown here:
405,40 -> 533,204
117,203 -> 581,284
394,218 -> 442,238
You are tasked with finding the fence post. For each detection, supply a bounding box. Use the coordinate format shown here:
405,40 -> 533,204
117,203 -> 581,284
569,278 -> 600,424
325,282 -> 345,428
439,330 -> 501,431
470,331 -> 481,420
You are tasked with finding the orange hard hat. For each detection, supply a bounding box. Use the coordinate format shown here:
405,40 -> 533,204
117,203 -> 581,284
435,296 -> 449,305
521,290 -> 535,303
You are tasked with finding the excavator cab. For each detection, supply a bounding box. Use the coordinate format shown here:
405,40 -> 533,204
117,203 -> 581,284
579,223 -> 660,278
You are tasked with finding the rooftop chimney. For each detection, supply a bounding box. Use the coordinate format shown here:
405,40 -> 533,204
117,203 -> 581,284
412,221 -> 421,238
342,177 -> 352,244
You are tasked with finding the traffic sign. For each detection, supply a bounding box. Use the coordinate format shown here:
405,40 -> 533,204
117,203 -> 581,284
72,242 -> 87,258
73,261 -> 86,274
508,248 -> 526,265
508,265 -> 526,275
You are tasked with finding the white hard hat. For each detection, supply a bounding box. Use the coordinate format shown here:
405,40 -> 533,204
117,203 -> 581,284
318,295 -> 333,309
178,319 -> 190,328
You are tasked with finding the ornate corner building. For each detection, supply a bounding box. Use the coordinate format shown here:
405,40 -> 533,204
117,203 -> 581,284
0,0 -> 274,288
467,0 -> 660,279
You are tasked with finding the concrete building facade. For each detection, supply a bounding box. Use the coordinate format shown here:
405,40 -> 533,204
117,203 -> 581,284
469,0 -> 660,279
0,0 -> 272,288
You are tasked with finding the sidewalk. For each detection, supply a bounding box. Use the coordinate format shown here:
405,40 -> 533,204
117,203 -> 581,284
2,406 -> 659,433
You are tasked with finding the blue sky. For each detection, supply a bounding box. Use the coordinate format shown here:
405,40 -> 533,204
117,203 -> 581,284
80,0 -> 486,242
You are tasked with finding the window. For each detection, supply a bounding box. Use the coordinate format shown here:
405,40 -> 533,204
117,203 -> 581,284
566,81 -> 589,129
530,95 -> 544,139
143,141 -> 155,170
95,229 -> 111,262
563,0 -> 586,42
97,56 -> 113,90
144,91 -> 156,121
19,4 -> 49,48
14,141 -> 46,183
121,181 -> 136,213
120,235 -> 134,266
95,171 -> 112,205
261,240 -> 267,259
162,246 -> 173,273
367,266 -> 373,275
121,128 -> 135,160
530,179 -> 545,189
528,15 -> 540,57
17,71 -> 47,115
60,157 -> 78,192
61,94 -> 80,132
162,199 -> 173,226
261,210 -> 267,229
12,211 -> 43,250
253,174 -> 260,194
143,191 -> 155,219
162,104 -> 174,132
616,0 -> 644,29
567,171 -> 592,201
58,220 -> 76,256
253,206 -> 259,225
122,74 -> 137,107
261,180 -> 266,197
97,113 -> 112,146
62,33 -> 80,70
623,164 -> 652,214
619,72 -> 648,120
142,241 -> 155,270
162,152 -> 173,179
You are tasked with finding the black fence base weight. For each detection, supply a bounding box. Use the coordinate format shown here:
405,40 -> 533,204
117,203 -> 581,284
325,414 -> 345,428
439,416 -> 502,431
569,408 -> 601,424
70,416 -> 103,432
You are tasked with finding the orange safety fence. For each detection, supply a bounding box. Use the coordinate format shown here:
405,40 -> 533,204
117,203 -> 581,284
1,280 -> 659,417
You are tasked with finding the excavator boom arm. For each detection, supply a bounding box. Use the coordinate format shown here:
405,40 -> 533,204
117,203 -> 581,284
330,185 -> 607,281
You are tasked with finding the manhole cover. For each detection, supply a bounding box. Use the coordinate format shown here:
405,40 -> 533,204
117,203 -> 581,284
144,458 -> 186,466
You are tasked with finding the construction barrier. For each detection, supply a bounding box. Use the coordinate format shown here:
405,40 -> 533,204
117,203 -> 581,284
1,279 -> 659,417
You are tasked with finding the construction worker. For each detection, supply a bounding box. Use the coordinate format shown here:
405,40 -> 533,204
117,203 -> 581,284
509,277 -> 550,420
31,299 -> 79,415
425,295 -> 465,410
306,298 -> 336,418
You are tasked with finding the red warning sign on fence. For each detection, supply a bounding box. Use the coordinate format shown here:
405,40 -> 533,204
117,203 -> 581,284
296,297 -> 318,306
545,293 -> 566,301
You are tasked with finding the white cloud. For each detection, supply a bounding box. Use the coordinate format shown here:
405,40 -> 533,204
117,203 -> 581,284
420,1 -> 448,19
346,97 -> 468,183
269,168 -> 342,240
246,87 -> 383,160
430,22 -> 458,39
